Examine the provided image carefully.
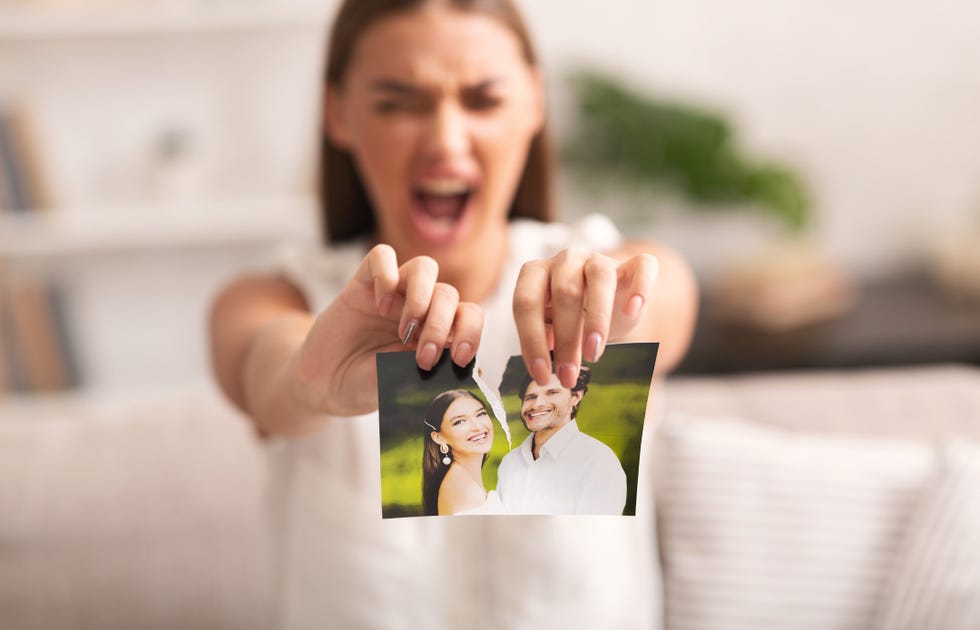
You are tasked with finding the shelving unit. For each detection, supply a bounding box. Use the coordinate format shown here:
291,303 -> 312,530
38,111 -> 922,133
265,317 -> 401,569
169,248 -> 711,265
0,196 -> 319,261
0,1 -> 332,399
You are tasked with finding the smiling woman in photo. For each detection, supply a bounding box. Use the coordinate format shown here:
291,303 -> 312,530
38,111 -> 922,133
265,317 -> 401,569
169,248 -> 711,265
422,389 -> 505,515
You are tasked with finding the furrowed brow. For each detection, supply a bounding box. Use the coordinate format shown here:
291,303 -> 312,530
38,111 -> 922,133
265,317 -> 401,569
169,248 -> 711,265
370,79 -> 424,95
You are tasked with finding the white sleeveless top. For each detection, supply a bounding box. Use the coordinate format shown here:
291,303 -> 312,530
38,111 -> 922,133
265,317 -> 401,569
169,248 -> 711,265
269,216 -> 664,630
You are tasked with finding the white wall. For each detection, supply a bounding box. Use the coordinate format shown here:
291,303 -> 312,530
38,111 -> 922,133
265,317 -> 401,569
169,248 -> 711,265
9,0 -> 979,273
519,0 -> 980,275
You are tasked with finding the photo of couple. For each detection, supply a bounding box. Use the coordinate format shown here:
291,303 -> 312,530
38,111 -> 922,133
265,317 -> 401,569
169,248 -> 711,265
378,342 -> 658,518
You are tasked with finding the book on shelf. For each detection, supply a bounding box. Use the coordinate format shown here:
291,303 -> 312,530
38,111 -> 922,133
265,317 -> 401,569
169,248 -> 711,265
0,106 -> 52,213
0,273 -> 79,395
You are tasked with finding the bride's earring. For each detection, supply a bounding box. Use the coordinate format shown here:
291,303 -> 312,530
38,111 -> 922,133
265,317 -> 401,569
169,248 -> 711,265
440,444 -> 451,466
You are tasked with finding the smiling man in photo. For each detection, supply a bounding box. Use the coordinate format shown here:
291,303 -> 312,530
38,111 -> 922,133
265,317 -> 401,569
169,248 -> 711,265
497,365 -> 627,515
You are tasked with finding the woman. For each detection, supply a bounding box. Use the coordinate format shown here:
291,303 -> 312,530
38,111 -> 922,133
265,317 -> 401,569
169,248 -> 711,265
422,389 -> 504,515
209,0 -> 698,627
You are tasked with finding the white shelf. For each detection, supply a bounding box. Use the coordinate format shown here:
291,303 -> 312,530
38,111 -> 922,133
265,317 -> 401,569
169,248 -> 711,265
0,195 -> 320,259
0,2 -> 331,40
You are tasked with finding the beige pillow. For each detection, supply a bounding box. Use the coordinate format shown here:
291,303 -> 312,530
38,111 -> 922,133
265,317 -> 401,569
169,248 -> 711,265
655,413 -> 936,630
872,441 -> 980,630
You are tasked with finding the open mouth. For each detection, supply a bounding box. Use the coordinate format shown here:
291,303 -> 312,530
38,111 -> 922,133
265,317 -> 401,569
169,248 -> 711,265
410,179 -> 474,244
468,431 -> 489,444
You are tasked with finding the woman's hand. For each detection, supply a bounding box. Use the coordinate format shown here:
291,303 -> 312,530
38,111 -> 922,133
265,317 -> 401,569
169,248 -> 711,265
512,248 -> 659,388
293,244 -> 483,417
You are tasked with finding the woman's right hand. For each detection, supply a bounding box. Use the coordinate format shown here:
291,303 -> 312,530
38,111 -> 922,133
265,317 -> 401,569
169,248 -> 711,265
291,244 -> 484,417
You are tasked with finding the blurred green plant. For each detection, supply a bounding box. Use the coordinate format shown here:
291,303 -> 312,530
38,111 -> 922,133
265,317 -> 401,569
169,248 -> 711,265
563,70 -> 811,231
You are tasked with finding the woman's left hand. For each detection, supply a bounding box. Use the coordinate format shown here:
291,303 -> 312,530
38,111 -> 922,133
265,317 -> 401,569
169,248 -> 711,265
512,248 -> 659,388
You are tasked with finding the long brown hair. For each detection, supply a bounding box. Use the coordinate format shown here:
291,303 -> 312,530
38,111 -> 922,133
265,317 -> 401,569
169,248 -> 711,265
421,389 -> 487,516
321,0 -> 555,244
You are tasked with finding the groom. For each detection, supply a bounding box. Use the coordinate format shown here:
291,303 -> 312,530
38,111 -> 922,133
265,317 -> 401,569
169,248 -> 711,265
497,365 -> 627,515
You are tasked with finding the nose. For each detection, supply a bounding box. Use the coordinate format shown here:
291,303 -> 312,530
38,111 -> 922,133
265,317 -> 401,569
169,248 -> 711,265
422,102 -> 471,162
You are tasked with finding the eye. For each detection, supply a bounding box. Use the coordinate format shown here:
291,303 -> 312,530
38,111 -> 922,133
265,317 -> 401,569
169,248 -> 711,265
477,410 -> 488,417
463,92 -> 503,112
453,418 -> 465,426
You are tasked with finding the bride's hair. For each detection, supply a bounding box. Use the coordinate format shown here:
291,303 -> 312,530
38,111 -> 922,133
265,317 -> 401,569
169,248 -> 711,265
421,389 -> 487,516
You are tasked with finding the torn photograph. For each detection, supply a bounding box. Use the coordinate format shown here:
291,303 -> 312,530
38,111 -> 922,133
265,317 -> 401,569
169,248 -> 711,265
378,342 -> 658,518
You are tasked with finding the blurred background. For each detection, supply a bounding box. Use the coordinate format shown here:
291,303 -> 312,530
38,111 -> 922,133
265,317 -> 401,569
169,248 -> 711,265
2,0 -> 980,403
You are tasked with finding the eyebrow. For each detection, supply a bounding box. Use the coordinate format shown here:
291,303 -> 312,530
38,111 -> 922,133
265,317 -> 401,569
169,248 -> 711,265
369,77 -> 502,95
370,79 -> 422,95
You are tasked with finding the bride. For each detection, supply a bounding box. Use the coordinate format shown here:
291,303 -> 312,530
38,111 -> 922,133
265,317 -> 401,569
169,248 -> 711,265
422,389 -> 505,515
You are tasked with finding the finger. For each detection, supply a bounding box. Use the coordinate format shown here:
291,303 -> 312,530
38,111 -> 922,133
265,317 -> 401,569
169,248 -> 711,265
549,249 -> 588,388
352,244 -> 400,316
397,256 -> 439,344
513,260 -> 553,386
582,253 -> 618,363
415,283 -> 460,370
450,302 -> 483,367
612,253 -> 659,336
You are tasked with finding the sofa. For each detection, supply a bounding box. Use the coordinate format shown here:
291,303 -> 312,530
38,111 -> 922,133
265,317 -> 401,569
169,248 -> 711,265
1,365 -> 978,629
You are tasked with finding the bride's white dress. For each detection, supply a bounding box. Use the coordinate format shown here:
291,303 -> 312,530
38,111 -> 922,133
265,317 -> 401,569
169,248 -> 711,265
454,490 -> 506,516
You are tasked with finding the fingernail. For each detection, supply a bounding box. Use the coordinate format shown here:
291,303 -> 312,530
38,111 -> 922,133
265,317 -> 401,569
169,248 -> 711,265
531,357 -> 550,386
558,363 -> 579,388
453,341 -> 473,366
377,293 -> 393,317
625,294 -> 645,319
418,342 -> 439,371
402,320 -> 418,346
585,332 -> 604,363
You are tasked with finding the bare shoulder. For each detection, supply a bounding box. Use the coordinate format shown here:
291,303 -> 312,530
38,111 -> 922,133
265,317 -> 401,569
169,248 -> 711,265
437,468 -> 487,515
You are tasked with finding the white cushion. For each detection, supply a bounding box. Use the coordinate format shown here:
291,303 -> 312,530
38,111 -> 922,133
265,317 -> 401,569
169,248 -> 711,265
0,388 -> 273,630
655,413 -> 936,630
872,441 -> 980,630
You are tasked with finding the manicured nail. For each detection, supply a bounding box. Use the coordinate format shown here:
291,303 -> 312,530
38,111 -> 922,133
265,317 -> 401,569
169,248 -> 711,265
531,357 -> 550,386
402,320 -> 417,346
625,294 -> 645,319
453,341 -> 473,366
558,363 -> 579,388
418,342 -> 439,371
377,293 -> 393,317
584,332 -> 604,363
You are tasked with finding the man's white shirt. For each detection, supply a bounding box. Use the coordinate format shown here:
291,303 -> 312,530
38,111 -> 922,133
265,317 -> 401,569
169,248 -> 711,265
497,420 -> 627,514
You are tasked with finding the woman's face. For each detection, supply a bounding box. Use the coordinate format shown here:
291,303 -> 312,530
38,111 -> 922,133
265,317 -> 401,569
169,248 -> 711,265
326,5 -> 544,270
436,395 -> 494,456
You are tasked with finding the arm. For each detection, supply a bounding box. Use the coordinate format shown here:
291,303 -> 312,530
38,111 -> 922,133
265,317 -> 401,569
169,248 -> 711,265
208,246 -> 484,438
208,274 -> 321,436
